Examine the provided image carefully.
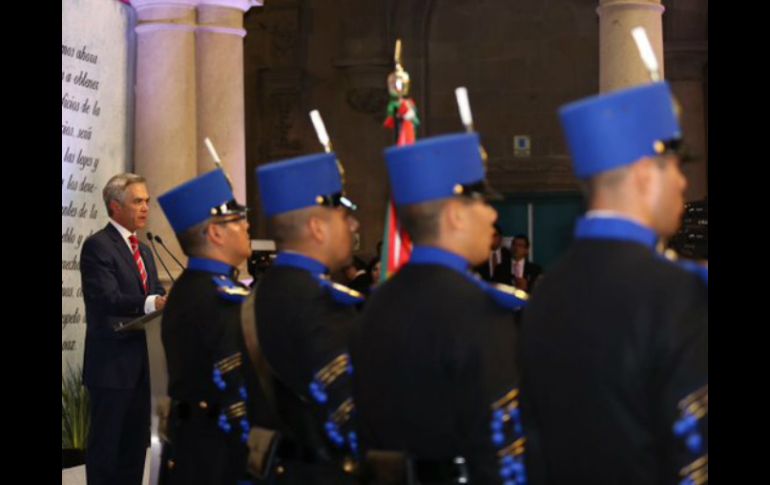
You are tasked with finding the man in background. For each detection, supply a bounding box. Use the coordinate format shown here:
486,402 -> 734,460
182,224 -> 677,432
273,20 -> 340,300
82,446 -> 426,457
476,223 -> 512,284
510,234 -> 542,292
81,173 -> 167,485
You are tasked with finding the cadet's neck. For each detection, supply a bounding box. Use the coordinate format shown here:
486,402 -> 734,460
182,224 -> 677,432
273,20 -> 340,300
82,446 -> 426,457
589,188 -> 653,229
197,247 -> 243,269
279,244 -> 335,272
588,203 -> 651,229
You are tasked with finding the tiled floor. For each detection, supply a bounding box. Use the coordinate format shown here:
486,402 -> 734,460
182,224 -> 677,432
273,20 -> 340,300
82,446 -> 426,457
62,448 -> 151,485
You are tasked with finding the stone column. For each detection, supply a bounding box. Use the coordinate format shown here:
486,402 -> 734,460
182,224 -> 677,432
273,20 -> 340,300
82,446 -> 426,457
597,0 -> 665,92
132,0 -> 200,277
195,0 -> 261,205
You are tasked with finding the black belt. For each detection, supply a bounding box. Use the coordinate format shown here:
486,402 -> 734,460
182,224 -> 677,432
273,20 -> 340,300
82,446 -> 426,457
169,400 -> 221,421
413,457 -> 468,483
275,438 -> 327,464
364,451 -> 469,484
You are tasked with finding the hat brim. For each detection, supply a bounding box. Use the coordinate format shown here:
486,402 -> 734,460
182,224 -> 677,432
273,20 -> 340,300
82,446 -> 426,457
213,200 -> 248,217
318,192 -> 358,211
457,180 -> 503,202
481,181 -> 504,201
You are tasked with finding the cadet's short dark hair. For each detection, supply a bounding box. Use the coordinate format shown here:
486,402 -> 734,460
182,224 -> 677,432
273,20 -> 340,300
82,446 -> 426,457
579,163 -> 632,200
177,219 -> 210,257
398,197 -> 475,245
268,208 -> 327,248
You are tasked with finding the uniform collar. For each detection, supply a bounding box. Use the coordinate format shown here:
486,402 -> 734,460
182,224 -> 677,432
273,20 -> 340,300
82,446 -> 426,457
408,246 -> 470,274
188,257 -> 236,277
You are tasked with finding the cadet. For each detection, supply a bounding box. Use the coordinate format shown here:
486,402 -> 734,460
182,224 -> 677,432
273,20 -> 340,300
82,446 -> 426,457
157,169 -> 266,485
520,81 -> 708,485
253,151 -> 362,484
352,132 -> 529,484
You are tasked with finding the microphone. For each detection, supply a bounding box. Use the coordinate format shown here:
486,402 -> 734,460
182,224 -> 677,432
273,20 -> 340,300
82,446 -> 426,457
146,232 -> 175,284
153,234 -> 185,271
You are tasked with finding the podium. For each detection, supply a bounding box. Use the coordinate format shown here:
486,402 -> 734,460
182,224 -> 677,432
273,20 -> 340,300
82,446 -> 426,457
115,310 -> 167,485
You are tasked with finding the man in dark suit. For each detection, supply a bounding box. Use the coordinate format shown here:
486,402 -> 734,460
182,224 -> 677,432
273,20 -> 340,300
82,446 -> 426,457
510,234 -> 543,292
80,173 -> 167,485
254,151 -> 363,484
344,256 -> 373,296
520,82 -> 708,485
476,223 -> 513,285
353,132 -> 529,484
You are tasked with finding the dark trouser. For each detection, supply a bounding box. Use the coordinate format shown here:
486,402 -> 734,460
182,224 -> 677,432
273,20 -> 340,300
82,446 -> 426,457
274,461 -> 358,485
161,418 -> 249,485
86,382 -> 150,485
360,451 -> 474,485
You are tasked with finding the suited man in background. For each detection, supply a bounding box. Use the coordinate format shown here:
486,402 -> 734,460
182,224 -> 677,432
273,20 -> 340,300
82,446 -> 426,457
476,223 -> 512,284
344,256 -> 373,296
81,173 -> 167,485
510,234 -> 542,292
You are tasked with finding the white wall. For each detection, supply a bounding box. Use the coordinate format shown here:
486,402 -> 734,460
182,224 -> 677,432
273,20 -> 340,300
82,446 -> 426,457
62,0 -> 136,374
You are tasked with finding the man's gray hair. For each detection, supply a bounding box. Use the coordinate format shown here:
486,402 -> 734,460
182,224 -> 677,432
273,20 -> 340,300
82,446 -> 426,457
103,173 -> 146,216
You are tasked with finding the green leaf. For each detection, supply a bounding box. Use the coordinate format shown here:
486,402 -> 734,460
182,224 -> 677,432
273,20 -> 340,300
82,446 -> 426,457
61,364 -> 89,450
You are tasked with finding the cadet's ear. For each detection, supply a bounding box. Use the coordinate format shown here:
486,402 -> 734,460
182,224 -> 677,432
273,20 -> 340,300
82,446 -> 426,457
206,220 -> 225,246
307,213 -> 328,244
632,157 -> 662,201
443,199 -> 466,232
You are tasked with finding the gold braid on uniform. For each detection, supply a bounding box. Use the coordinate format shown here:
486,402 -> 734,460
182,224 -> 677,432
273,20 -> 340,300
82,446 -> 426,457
312,354 -> 351,389
674,385 -> 708,484
329,398 -> 355,426
490,388 -> 527,482
224,401 -> 248,420
212,352 -> 243,391
307,354 -> 357,452
214,352 -> 243,374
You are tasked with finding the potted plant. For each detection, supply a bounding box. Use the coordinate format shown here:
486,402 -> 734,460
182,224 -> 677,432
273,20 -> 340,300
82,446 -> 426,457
62,364 -> 89,468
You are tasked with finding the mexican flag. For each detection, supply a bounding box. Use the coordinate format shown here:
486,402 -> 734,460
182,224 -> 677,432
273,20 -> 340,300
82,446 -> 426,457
380,97 -> 420,281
